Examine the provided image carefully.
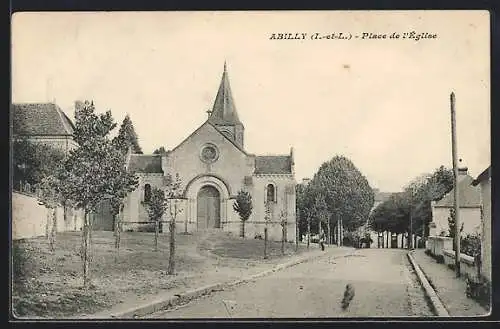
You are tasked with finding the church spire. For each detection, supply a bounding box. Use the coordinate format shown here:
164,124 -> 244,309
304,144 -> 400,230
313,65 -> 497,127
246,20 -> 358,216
208,62 -> 242,125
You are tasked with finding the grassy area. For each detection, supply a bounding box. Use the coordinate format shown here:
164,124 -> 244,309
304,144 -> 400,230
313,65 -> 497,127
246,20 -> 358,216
12,230 -> 306,318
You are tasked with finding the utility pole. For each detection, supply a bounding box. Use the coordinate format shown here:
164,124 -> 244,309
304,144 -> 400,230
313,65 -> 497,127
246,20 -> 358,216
409,192 -> 413,250
450,91 -> 461,277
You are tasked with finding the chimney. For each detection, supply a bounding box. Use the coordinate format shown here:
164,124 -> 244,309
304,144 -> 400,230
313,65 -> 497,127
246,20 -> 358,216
458,158 -> 468,176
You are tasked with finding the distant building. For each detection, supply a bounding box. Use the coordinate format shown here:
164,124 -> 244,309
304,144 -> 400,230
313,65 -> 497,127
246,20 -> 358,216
430,166 -> 482,237
472,166 -> 491,282
12,102 -> 77,154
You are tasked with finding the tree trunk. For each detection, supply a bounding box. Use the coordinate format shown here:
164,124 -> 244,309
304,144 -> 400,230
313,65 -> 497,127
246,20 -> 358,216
327,217 -> 331,245
281,222 -> 285,256
45,208 -> 51,240
82,211 -> 91,288
339,219 -> 343,247
240,220 -> 245,238
295,216 -> 299,252
264,227 -> 268,259
154,219 -> 159,252
167,211 -> 176,275
63,202 -> 68,229
113,214 -> 119,248
49,207 -> 57,252
386,231 -> 389,249
307,216 -> 311,249
114,212 -> 120,263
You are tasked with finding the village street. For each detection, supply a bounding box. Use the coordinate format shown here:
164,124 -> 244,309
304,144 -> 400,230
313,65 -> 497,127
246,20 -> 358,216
146,248 -> 433,318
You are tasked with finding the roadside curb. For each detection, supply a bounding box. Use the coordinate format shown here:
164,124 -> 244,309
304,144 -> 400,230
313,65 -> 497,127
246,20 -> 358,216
88,247 -> 353,319
407,252 -> 450,317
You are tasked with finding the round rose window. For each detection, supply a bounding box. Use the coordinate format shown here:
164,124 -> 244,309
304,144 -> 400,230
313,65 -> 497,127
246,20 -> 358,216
200,144 -> 219,163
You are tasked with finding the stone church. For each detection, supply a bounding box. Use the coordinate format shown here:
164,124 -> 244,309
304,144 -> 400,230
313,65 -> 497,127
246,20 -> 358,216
122,64 -> 297,242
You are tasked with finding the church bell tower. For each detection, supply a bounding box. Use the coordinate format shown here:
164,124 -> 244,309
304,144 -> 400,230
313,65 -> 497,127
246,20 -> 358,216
207,62 -> 245,148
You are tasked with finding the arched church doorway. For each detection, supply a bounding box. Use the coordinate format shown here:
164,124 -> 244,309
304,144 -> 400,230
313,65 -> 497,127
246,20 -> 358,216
197,185 -> 221,229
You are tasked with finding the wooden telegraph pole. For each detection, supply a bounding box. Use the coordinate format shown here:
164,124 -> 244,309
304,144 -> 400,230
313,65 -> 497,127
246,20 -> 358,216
450,91 -> 461,277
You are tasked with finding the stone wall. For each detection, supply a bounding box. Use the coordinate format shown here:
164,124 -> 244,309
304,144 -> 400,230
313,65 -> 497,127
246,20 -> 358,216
12,191 -> 84,240
443,249 -> 480,280
426,236 -> 453,257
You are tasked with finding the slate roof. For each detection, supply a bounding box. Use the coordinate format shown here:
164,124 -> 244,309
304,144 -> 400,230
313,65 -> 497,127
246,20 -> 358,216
208,62 -> 243,126
254,156 -> 293,175
128,154 -> 163,173
434,174 -> 481,208
12,103 -> 74,136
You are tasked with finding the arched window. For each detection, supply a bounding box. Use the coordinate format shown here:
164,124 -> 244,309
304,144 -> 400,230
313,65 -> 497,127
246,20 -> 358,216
266,184 -> 276,203
144,184 -> 152,203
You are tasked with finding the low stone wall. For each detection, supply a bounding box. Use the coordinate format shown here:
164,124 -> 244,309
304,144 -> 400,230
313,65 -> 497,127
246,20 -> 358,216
442,249 -> 480,280
426,235 -> 453,257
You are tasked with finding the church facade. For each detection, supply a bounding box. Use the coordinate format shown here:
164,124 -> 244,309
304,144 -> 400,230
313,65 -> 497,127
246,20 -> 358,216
122,64 -> 297,242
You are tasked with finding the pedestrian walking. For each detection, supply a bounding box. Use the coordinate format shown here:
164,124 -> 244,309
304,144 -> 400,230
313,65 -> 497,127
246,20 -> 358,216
319,232 -> 325,251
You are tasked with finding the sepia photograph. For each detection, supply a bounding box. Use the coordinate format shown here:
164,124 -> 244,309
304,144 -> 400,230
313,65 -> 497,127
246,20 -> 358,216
10,10 -> 491,319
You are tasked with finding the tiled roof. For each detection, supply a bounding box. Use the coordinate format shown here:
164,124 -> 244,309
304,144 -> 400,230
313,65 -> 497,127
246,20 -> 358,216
128,154 -> 163,173
434,174 -> 481,208
254,156 -> 292,175
12,103 -> 74,136
208,62 -> 242,126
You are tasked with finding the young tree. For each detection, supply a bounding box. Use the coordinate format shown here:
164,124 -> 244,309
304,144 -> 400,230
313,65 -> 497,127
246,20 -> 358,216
166,173 -> 182,275
279,209 -> 287,255
113,114 -> 143,155
37,175 -> 62,252
145,187 -> 167,251
233,190 -> 253,238
58,100 -> 138,288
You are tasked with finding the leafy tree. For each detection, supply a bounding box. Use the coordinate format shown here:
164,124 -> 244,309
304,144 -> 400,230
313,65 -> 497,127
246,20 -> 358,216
153,146 -> 167,155
113,114 -> 143,154
369,166 -> 454,243
309,155 -> 374,232
145,187 -> 167,251
296,182 -> 317,241
312,194 -> 328,235
12,139 -> 65,190
58,100 -> 138,288
233,190 -> 253,238
404,166 -> 454,239
37,174 -> 63,252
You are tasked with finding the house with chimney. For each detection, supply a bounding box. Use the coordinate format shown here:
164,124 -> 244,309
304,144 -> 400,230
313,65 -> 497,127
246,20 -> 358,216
11,102 -> 78,154
430,165 -> 482,237
122,63 -> 297,242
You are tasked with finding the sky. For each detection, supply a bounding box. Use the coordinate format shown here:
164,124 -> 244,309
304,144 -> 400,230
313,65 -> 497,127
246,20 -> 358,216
11,11 -> 490,192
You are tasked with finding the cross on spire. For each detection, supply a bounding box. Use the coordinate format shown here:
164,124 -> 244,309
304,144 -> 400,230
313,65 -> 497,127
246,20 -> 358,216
208,61 -> 242,125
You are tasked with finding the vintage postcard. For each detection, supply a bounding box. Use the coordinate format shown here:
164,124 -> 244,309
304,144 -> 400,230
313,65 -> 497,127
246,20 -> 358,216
11,10 -> 491,319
